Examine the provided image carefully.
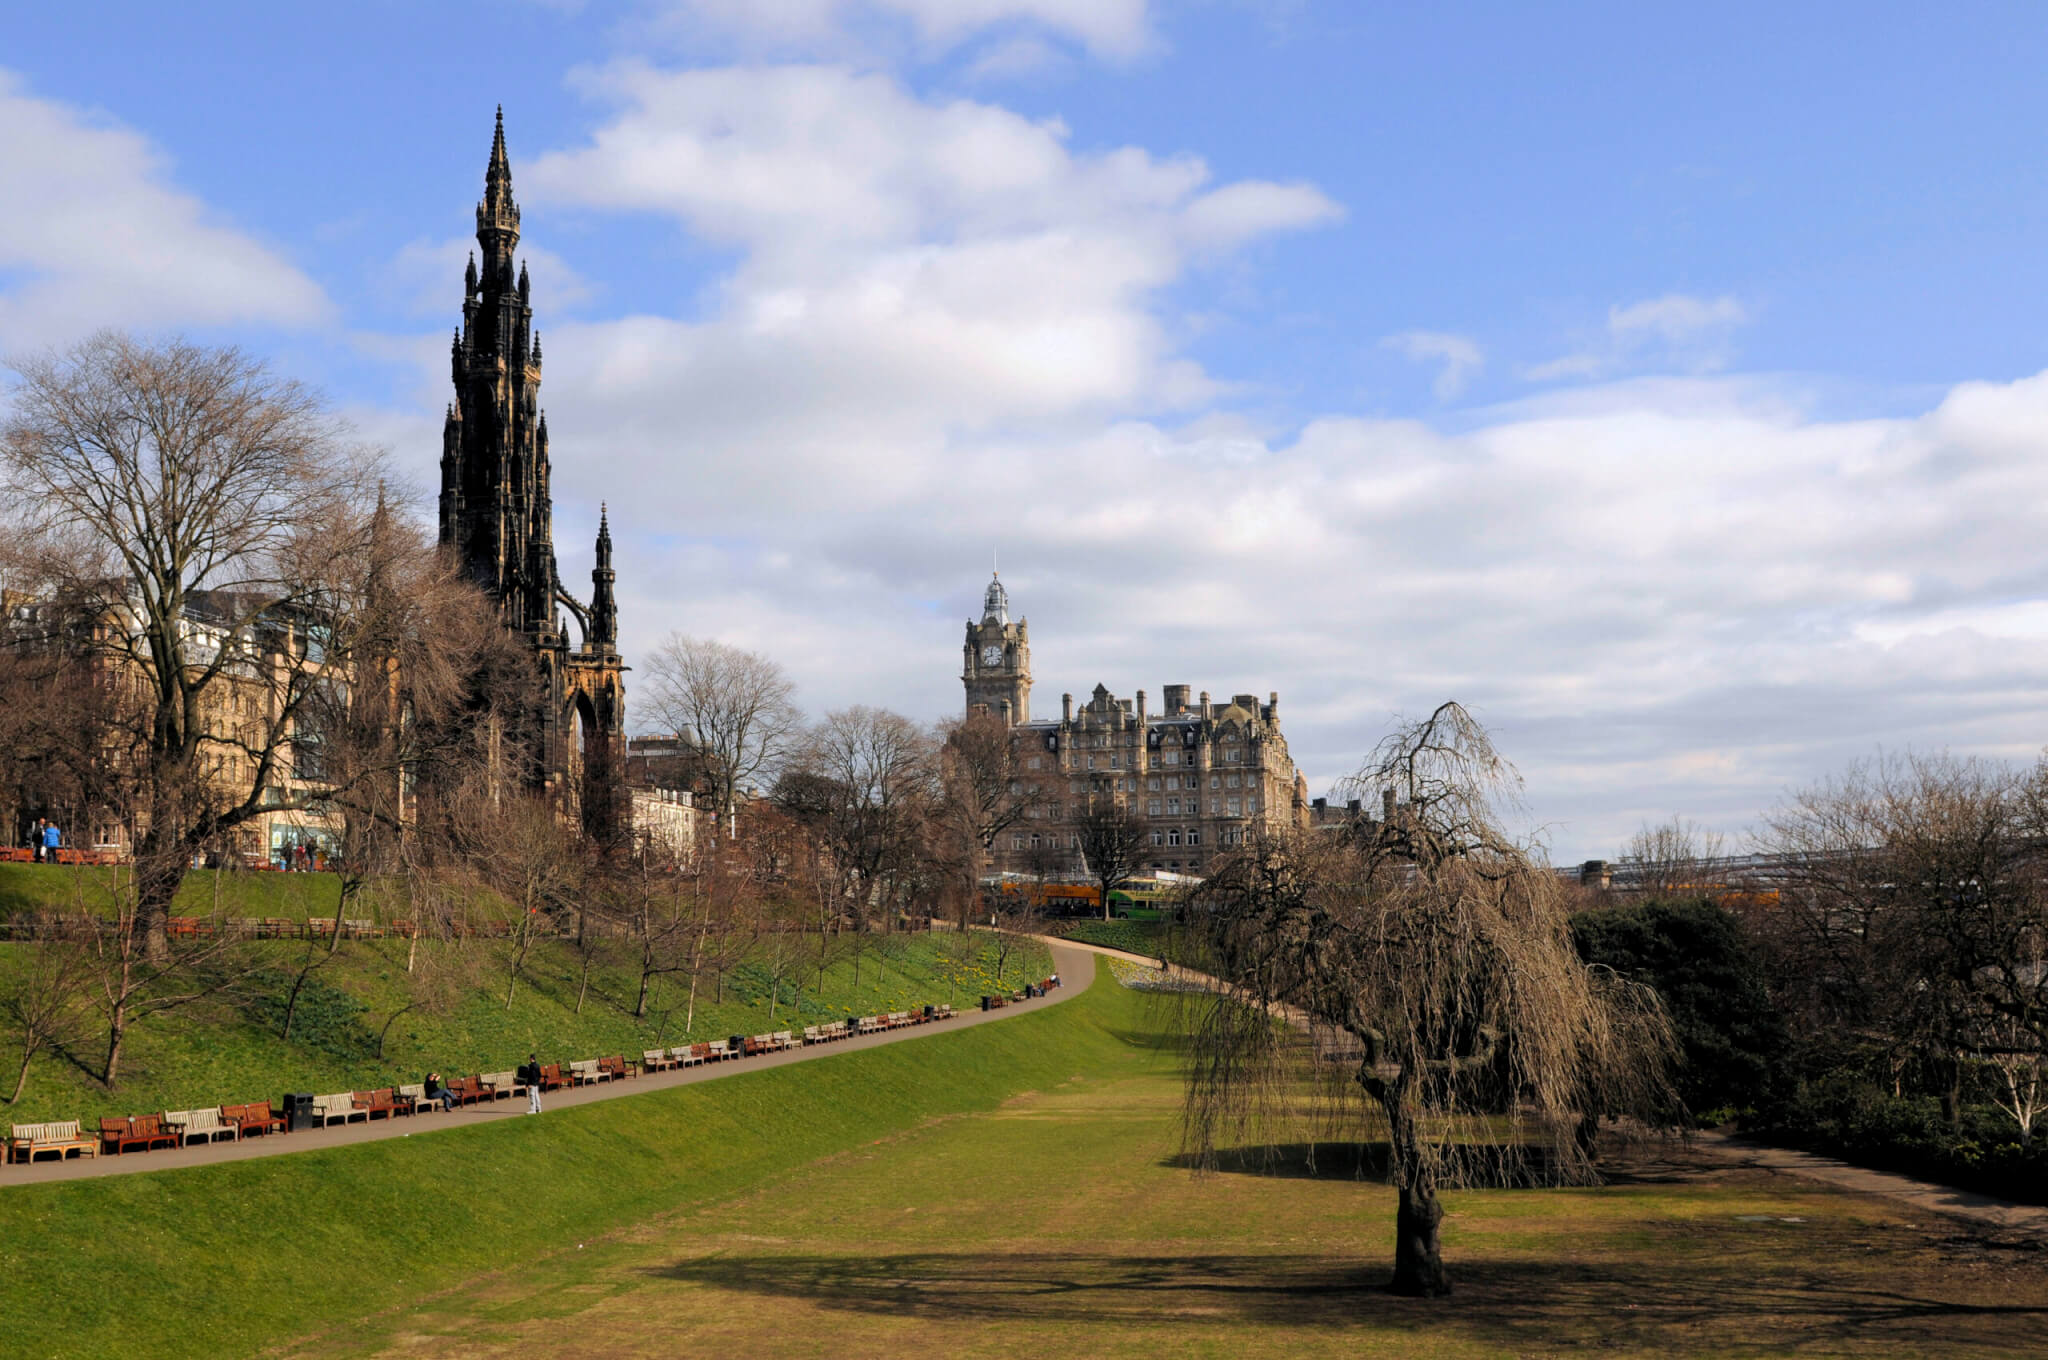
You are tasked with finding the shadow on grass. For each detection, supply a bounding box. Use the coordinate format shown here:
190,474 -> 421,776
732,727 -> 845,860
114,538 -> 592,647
1104,1026 -> 1187,1053
643,1249 -> 2048,1351
1164,1141 -> 1395,1181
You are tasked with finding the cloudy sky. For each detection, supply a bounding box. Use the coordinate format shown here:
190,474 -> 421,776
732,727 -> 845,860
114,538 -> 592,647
7,1 -> 2048,861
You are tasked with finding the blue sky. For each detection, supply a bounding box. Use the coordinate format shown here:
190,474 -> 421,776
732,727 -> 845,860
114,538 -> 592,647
7,1 -> 2048,860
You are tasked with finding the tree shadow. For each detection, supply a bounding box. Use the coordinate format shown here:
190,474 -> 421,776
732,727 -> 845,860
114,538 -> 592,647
1163,1140 -> 1394,1181
641,1249 -> 2048,1352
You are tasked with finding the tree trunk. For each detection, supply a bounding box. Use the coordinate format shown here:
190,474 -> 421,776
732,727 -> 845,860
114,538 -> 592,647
102,1005 -> 128,1088
8,1044 -> 37,1103
131,850 -> 184,964
1390,1183 -> 1450,1297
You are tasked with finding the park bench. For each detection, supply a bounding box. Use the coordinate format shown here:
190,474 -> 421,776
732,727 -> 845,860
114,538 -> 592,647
665,1046 -> 699,1068
341,918 -> 376,938
598,1054 -> 634,1081
642,1049 -> 676,1073
8,1120 -> 98,1163
857,1015 -> 882,1034
311,1092 -> 367,1127
537,1063 -> 570,1090
222,1101 -> 289,1136
257,917 -> 296,938
771,1031 -> 796,1050
801,1025 -> 825,1045
568,1059 -> 607,1086
164,1108 -> 238,1145
352,1088 -> 410,1120
0,847 -> 31,864
705,1040 -> 733,1061
100,1114 -> 178,1155
397,1083 -> 440,1112
480,1071 -> 525,1100
447,1076 -> 491,1106
934,1003 -> 954,1020
166,916 -> 213,939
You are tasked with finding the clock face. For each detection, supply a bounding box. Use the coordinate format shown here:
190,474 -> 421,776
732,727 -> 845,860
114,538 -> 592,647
981,644 -> 1004,667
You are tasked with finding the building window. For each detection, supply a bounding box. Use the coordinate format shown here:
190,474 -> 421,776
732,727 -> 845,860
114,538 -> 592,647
1087,756 -> 1097,769
1227,773 -> 1242,789
1165,751 -> 1180,766
1030,834 -> 1041,849
1150,830 -> 1165,846
1109,754 -> 1119,769
1226,747 -> 1242,764
1148,776 -> 1161,791
1167,828 -> 1182,846
1227,797 -> 1241,815
1012,835 -> 1025,850
1029,756 -> 1042,770
1187,829 -> 1201,846
1148,799 -> 1162,815
1167,797 -> 1180,815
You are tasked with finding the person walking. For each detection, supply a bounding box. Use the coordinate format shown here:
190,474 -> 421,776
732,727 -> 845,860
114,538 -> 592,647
518,1054 -> 543,1114
29,818 -> 45,862
41,820 -> 60,864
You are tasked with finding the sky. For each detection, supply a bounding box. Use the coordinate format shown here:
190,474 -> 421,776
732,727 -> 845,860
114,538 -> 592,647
6,1 -> 2048,862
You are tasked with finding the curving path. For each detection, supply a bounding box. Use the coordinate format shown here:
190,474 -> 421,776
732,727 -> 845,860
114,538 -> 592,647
6,940 -> 1095,1187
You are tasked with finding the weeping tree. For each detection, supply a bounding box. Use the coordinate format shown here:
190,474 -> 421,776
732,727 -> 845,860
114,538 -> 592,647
1181,702 -> 1676,1297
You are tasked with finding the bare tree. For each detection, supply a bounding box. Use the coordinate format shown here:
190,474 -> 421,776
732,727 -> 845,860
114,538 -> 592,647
0,930 -> 93,1104
642,634 -> 800,839
1622,816 -> 1726,898
782,706 -> 937,928
1756,750 -> 2048,1132
1182,702 -> 1676,1297
936,710 -> 1044,910
0,333 -> 495,958
1075,793 -> 1148,921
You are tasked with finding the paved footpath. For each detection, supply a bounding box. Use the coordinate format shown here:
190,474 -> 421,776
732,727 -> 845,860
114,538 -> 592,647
1692,1129 -> 2048,1237
6,940 -> 1095,1187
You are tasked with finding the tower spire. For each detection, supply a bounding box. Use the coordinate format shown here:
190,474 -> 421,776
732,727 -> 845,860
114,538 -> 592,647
476,106 -> 521,265
590,503 -> 618,652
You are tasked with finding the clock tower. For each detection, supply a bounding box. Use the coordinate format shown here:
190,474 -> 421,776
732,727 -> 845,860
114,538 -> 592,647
962,572 -> 1030,724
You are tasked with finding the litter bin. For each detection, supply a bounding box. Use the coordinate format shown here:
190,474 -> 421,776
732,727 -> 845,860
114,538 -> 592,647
729,1034 -> 748,1056
980,995 -> 992,1011
281,1092 -> 318,1132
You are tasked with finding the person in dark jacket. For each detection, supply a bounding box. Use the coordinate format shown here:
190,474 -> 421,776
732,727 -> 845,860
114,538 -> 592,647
424,1070 -> 458,1112
518,1054 -> 543,1114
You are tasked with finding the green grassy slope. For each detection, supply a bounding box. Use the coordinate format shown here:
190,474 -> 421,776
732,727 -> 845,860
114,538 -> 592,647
0,862 -> 354,921
0,931 -> 1052,1126
0,957 -> 1135,1360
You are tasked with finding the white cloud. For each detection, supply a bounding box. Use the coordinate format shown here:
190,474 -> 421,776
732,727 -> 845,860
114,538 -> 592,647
1526,291 -> 1751,383
514,61 -> 1336,448
0,71 -> 331,351
626,0 -> 1152,60
1382,329 -> 1484,400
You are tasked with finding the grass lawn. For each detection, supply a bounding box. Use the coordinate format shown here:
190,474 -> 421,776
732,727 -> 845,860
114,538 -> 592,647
0,930 -> 1051,1126
263,973 -> 2048,1360
0,862 -> 352,921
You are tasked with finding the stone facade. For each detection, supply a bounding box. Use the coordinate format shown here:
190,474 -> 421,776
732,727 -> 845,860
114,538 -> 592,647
962,574 -> 1310,878
437,110 -> 625,817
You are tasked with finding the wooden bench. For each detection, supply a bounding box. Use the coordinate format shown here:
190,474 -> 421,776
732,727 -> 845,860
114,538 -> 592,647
311,1093 -> 367,1127
598,1054 -> 634,1081
537,1063 -> 571,1091
100,1114 -> 178,1154
567,1059 -> 606,1086
222,1101 -> 289,1137
8,1120 -> 98,1163
353,1088 -> 410,1120
704,1040 -> 733,1062
479,1070 -> 525,1100
397,1083 -> 439,1112
164,1108 -> 238,1145
436,1076 -> 481,1106
642,1048 -> 676,1073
